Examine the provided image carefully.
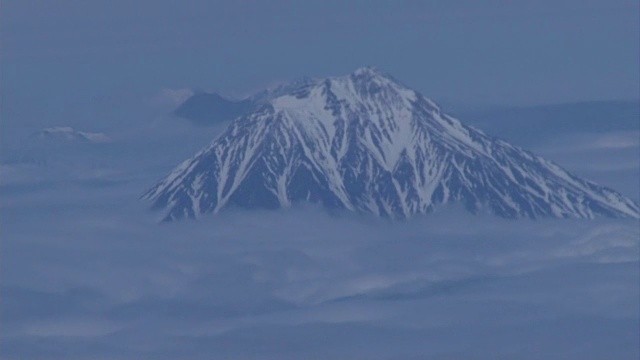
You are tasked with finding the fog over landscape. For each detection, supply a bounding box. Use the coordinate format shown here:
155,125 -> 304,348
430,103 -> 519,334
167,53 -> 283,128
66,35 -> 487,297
1,1 -> 639,359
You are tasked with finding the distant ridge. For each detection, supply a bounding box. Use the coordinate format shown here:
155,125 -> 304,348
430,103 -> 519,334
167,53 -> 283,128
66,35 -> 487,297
173,92 -> 253,125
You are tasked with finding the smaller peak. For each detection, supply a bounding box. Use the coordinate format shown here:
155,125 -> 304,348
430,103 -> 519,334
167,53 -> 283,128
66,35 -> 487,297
44,126 -> 75,133
32,126 -> 111,143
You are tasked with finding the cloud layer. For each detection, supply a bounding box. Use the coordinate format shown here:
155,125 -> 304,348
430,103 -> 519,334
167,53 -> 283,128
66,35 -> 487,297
2,177 -> 638,360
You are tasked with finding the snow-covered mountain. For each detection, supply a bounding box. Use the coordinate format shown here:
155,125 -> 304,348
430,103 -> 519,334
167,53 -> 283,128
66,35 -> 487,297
143,67 -> 640,221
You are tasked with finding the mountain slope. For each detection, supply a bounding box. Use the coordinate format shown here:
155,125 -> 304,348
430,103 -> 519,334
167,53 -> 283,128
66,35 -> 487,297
144,68 -> 640,221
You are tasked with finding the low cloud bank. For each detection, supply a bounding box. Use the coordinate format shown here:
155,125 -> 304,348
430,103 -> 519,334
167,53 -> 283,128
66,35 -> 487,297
1,182 -> 638,359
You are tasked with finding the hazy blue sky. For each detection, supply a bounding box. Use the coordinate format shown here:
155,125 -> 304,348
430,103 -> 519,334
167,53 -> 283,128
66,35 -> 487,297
2,0 -> 639,120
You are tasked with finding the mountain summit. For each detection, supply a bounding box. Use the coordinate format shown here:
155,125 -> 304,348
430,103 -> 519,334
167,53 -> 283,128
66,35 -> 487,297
143,68 -> 640,221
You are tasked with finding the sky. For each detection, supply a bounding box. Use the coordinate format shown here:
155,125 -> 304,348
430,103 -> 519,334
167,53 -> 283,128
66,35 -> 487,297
1,0 -> 639,122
